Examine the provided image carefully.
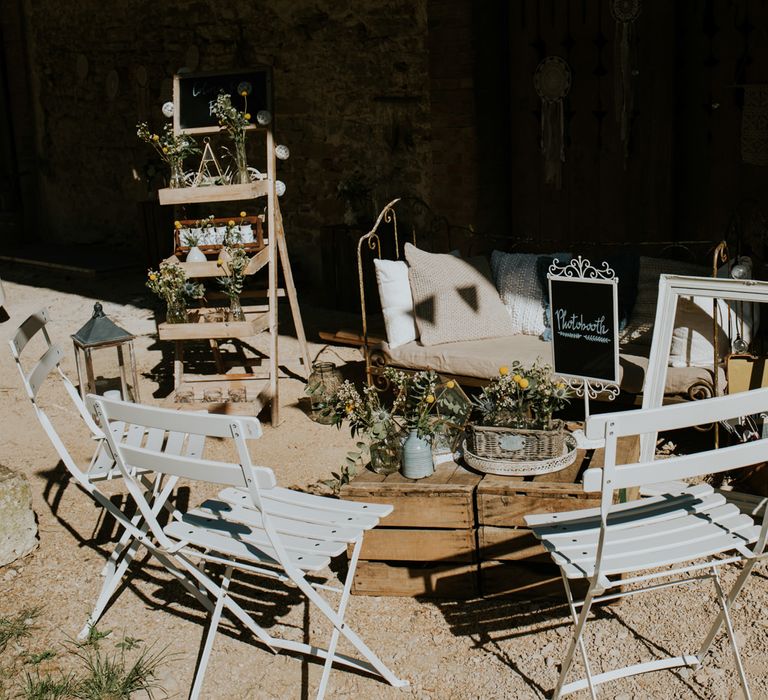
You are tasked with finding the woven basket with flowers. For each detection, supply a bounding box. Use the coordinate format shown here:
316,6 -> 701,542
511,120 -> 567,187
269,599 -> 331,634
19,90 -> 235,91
465,362 -> 573,471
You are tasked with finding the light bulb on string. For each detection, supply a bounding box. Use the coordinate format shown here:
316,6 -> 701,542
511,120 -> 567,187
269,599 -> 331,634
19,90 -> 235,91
275,180 -> 286,197
275,144 -> 290,160
256,110 -> 272,126
161,101 -> 174,118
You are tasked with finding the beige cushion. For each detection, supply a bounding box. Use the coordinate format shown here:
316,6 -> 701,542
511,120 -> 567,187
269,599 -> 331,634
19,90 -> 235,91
405,243 -> 514,345
620,257 -> 707,345
379,336 -> 724,396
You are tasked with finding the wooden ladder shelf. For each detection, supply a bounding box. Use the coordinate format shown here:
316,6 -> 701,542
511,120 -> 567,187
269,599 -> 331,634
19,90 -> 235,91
156,128 -> 310,425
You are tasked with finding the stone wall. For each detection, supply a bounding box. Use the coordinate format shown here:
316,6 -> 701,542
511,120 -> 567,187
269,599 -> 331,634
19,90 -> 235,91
17,0 -> 433,287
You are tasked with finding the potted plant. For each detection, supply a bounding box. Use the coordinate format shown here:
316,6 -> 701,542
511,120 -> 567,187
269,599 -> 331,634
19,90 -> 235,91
136,121 -> 199,188
467,362 -> 572,463
146,262 -> 205,323
211,92 -> 251,185
215,242 -> 249,321
319,369 -> 471,488
175,221 -> 207,262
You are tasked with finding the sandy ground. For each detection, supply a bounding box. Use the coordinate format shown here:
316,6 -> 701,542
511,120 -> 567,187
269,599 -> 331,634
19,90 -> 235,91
0,265 -> 766,699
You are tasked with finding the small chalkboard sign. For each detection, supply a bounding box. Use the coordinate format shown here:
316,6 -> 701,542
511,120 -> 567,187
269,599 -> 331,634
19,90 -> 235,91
547,259 -> 620,386
173,68 -> 272,134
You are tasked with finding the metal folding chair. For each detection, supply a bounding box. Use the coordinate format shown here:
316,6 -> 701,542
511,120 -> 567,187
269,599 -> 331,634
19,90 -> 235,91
526,388 -> 768,699
89,394 -> 408,700
8,308 -> 204,637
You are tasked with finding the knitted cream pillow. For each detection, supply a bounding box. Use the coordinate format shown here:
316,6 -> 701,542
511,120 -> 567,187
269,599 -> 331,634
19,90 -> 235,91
490,251 -> 549,336
405,243 -> 514,345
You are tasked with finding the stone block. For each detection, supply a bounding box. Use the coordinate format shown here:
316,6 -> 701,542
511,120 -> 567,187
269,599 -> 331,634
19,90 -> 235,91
0,465 -> 38,567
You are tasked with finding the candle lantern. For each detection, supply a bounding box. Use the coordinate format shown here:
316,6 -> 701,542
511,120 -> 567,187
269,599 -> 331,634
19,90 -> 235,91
72,302 -> 140,402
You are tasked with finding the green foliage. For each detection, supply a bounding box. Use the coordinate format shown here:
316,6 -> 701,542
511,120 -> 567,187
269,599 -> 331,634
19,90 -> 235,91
146,262 -> 205,309
215,245 -> 249,300
471,362 -> 572,429
0,608 -> 40,654
20,670 -> 77,699
136,122 -> 199,176
0,617 -> 173,700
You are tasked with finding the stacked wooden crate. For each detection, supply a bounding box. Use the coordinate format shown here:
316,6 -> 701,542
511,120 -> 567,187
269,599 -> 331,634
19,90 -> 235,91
476,435 -> 640,598
340,461 -> 481,598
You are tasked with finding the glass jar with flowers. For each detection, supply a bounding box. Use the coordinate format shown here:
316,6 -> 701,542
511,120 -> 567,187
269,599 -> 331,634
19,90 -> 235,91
318,369 -> 470,490
215,243 -> 249,321
467,362 -> 572,462
211,92 -> 251,185
136,122 -> 199,188
146,262 -> 205,323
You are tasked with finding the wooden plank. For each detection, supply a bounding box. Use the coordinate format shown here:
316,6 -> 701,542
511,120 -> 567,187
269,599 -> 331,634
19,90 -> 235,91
158,311 -> 269,340
245,247 -> 270,275
478,490 -> 601,528
341,461 -> 478,528
478,526 -> 549,563
480,561 -> 586,600
158,181 -> 269,205
355,527 -> 476,563
352,560 -> 478,598
341,491 -> 475,529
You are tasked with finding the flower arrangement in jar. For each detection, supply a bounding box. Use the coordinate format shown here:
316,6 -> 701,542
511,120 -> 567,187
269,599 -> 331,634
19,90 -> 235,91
136,122 -> 199,188
211,91 -> 251,185
146,262 -> 205,323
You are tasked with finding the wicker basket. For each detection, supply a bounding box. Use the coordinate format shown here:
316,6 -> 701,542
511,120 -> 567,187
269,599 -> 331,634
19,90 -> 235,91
466,420 -> 567,462
462,434 -> 577,476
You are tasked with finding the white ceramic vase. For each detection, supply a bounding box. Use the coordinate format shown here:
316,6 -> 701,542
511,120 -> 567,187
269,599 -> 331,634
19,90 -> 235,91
186,246 -> 207,262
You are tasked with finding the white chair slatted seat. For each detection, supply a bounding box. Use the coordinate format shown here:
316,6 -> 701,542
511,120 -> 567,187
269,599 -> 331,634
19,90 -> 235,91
89,394 -> 407,700
8,309 -> 205,638
525,388 -> 768,699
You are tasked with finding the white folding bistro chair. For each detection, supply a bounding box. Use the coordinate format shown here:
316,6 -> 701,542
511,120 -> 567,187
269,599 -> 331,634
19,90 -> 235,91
525,388 -> 768,699
88,394 -> 408,700
8,308 -> 205,638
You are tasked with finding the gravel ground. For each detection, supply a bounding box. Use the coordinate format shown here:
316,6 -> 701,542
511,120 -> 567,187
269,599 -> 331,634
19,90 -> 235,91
0,267 -> 765,699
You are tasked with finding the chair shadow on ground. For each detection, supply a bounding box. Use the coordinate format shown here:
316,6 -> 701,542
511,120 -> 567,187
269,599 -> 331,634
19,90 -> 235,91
38,459 -> 364,700
425,561 -> 711,699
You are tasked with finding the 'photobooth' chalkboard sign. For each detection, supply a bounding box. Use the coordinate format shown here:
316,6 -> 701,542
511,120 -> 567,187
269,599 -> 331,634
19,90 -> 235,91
173,68 -> 272,134
547,272 -> 620,385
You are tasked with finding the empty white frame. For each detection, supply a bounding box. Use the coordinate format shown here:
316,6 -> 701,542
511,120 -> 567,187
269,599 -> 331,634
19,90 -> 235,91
640,274 -> 768,461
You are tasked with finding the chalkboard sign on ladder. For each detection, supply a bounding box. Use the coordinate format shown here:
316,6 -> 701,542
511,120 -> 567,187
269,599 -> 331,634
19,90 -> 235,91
547,256 -> 620,418
173,68 -> 273,134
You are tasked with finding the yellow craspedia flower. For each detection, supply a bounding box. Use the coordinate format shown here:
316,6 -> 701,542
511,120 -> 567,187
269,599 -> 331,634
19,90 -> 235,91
152,134 -> 159,141
499,366 -> 509,376
149,273 -> 157,281
244,113 -> 251,120
556,382 -> 565,390
241,90 -> 248,97
426,394 -> 435,404
216,260 -> 223,267
513,374 -> 522,383
519,378 -> 530,389
345,402 -> 355,413
239,211 -> 247,218
446,380 -> 455,389
162,146 -> 168,153
228,219 -> 235,227
174,221 -> 182,229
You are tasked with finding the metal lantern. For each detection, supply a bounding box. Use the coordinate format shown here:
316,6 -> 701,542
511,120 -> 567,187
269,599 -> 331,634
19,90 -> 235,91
72,302 -> 140,402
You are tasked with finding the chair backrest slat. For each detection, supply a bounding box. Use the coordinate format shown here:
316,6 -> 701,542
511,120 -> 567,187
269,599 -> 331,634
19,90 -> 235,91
86,395 -> 262,440
26,343 -> 64,399
117,443 -> 275,488
584,437 -> 768,492
586,386 -> 768,440
9,309 -> 49,356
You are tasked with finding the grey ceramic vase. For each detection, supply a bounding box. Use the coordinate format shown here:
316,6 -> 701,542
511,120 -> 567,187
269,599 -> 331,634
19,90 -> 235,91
401,429 -> 434,479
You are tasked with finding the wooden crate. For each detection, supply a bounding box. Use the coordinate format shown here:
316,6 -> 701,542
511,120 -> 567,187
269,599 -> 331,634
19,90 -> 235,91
340,461 -> 482,598
476,434 -> 640,599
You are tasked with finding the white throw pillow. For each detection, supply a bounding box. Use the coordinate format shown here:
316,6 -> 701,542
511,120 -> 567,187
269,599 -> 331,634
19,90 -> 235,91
669,296 -> 756,368
490,251 -> 547,336
374,258 -> 417,348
